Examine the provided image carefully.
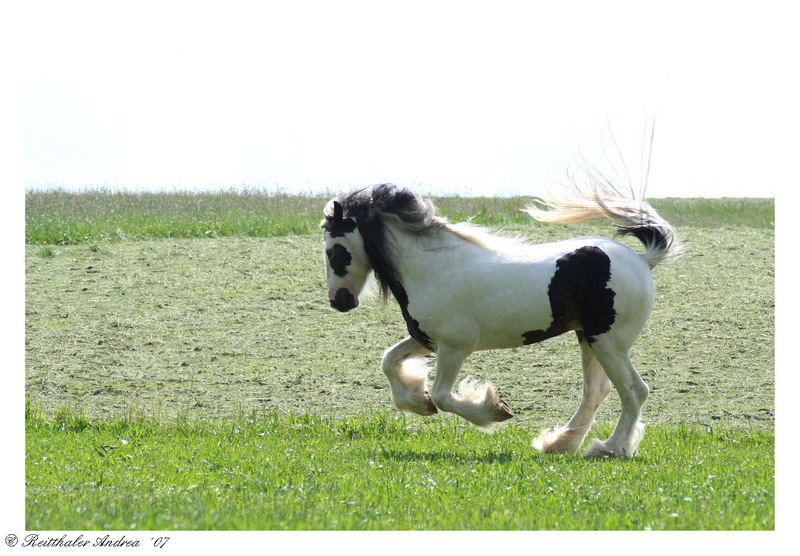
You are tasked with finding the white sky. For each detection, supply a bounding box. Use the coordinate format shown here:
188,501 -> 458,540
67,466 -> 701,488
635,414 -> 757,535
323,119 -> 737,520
21,1 -> 800,197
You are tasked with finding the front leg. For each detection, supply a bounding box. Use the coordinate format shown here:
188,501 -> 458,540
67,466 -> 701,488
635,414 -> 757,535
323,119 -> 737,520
430,344 -> 514,430
381,336 -> 437,415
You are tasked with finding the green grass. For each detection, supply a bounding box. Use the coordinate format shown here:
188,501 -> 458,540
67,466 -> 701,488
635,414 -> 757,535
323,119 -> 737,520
25,190 -> 329,244
25,408 -> 773,530
24,190 -> 773,245
24,193 -> 774,530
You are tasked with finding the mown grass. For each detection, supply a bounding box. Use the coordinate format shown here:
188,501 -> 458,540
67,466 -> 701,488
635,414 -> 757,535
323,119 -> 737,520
25,230 -> 774,427
25,189 -> 773,245
25,407 -> 773,530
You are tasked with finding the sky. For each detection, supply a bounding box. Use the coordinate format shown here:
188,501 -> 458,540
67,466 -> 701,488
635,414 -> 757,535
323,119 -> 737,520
19,1 -> 797,198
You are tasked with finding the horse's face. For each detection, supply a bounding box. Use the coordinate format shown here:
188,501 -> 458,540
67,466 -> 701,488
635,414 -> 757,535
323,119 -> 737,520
321,200 -> 371,312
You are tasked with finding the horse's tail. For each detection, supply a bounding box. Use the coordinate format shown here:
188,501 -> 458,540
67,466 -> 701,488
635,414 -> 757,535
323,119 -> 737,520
524,178 -> 683,268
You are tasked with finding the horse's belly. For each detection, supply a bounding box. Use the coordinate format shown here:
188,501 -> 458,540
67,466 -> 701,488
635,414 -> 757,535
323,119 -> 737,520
423,293 -> 555,351
472,302 -> 556,350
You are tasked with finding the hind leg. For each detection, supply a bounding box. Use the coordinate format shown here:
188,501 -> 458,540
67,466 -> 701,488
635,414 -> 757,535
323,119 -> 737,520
381,336 -> 437,415
534,332 -> 612,453
582,336 -> 649,458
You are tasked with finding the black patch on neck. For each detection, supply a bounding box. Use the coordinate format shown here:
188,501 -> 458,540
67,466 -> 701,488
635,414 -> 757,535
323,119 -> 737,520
391,282 -> 435,351
353,189 -> 435,351
522,246 -> 616,345
327,244 -> 352,277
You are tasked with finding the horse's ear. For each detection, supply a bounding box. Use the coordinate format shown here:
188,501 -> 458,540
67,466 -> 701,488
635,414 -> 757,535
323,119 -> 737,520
325,199 -> 356,236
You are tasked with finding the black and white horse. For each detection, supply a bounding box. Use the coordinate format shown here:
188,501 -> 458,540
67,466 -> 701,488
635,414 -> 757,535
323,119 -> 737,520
321,180 -> 681,458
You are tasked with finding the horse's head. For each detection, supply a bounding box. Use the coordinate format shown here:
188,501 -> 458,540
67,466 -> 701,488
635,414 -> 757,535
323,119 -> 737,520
321,199 -> 371,312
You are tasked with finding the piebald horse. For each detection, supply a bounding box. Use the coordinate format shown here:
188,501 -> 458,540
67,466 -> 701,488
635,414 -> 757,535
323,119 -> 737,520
321,181 -> 681,458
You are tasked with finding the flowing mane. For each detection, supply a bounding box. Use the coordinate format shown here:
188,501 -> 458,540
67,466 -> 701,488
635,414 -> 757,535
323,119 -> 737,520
322,184 -> 446,232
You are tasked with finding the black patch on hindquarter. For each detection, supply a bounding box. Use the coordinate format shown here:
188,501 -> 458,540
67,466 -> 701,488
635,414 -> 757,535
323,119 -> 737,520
522,246 -> 616,345
327,244 -> 352,277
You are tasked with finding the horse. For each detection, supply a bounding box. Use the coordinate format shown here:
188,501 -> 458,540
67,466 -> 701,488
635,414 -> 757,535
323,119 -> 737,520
320,180 -> 681,458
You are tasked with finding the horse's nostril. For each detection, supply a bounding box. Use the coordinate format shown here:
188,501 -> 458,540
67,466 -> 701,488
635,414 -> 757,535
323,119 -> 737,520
330,300 -> 337,309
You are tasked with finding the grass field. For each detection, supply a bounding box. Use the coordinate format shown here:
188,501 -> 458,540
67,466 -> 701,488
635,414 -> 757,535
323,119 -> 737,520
25,189 -> 774,244
26,407 -> 773,530
24,191 -> 774,530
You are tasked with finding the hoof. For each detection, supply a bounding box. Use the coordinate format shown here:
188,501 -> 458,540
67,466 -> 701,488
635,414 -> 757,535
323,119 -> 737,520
583,422 -> 644,458
533,422 -> 592,454
419,392 -> 438,416
533,427 -> 576,454
492,397 -> 515,422
582,438 -> 632,459
394,391 -> 438,416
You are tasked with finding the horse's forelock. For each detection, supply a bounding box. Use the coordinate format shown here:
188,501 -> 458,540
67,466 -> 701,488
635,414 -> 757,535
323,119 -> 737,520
328,184 -> 441,230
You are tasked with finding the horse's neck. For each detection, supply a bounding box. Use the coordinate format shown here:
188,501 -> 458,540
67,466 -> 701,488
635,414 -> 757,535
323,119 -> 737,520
387,223 -> 486,285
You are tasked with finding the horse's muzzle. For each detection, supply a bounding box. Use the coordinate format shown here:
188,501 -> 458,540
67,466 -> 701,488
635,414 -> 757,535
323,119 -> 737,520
330,287 -> 358,312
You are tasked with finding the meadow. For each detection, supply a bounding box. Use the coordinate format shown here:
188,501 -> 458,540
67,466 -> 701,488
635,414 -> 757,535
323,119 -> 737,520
24,190 -> 774,530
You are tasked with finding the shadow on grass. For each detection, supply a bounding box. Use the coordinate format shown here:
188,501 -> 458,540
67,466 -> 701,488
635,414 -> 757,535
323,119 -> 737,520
378,448 -> 518,464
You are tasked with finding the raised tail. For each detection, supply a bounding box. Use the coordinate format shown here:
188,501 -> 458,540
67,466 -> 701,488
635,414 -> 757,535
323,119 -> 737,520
524,177 -> 683,268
